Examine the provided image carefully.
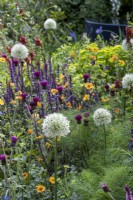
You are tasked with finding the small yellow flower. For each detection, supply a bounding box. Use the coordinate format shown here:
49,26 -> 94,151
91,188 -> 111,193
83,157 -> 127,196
22,172 -> 29,179
60,95 -> 65,101
27,129 -> 33,134
35,135 -> 44,140
110,84 -> 115,90
118,60 -> 125,66
10,82 -> 15,87
31,113 -> 39,119
85,83 -> 94,90
37,119 -> 43,124
59,74 -> 65,79
36,185 -> 46,193
101,97 -> 110,102
0,99 -> 4,105
45,142 -> 51,148
36,157 -> 43,162
66,102 -> 72,108
51,89 -> 58,95
49,176 -> 55,184
10,100 -> 17,104
0,57 -> 6,62
37,101 -> 42,107
57,81 -> 62,85
77,105 -> 82,110
83,94 -> 90,101
63,82 -> 69,88
114,108 -> 120,114
92,47 -> 99,52
70,51 -> 76,57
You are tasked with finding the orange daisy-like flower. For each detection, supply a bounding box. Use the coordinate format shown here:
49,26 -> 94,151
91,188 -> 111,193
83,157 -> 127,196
37,101 -> 42,107
85,83 -> 94,90
22,172 -> 29,179
83,94 -> 90,101
89,55 -> 96,60
77,105 -> 82,110
49,176 -> 55,184
36,185 -> 46,193
51,89 -> 58,95
27,129 -> 33,134
66,102 -> 72,108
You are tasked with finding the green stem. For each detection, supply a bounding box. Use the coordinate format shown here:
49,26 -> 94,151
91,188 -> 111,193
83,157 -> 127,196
109,192 -> 116,200
103,125 -> 106,164
123,96 -> 126,116
54,136 -> 58,200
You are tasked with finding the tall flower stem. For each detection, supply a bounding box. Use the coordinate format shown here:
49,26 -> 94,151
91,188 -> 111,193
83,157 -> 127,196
103,125 -> 106,164
123,96 -> 126,116
54,136 -> 58,200
109,192 -> 116,200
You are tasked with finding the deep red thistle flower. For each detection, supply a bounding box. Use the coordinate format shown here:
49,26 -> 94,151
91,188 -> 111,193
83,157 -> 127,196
25,57 -> 30,64
20,36 -> 27,45
114,80 -> 121,89
0,154 -> 6,165
75,114 -> 82,124
33,97 -> 40,103
35,38 -> 43,46
2,54 -> 7,58
30,101 -> 37,108
102,183 -> 110,193
83,119 -> 89,126
34,71 -> 41,79
57,86 -> 63,94
125,27 -> 133,43
20,92 -> 27,101
11,136 -> 18,146
83,74 -> 90,83
29,52 -> 35,60
40,80 -> 48,89
13,59 -> 19,66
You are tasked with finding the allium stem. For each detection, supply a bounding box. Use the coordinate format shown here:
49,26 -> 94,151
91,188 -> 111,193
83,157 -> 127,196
103,125 -> 106,164
54,136 -> 58,200
108,192 -> 116,200
123,96 -> 126,116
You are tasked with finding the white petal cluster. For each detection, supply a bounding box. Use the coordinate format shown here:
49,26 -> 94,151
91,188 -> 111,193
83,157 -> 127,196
11,43 -> 28,60
122,74 -> 133,90
122,39 -> 133,51
44,18 -> 57,30
42,113 -> 70,138
93,108 -> 112,127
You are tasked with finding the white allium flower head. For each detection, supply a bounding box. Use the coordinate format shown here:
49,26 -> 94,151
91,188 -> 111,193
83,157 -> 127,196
93,108 -> 112,127
44,18 -> 57,30
42,113 -> 70,138
122,74 -> 133,90
122,39 -> 133,51
11,43 -> 28,60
